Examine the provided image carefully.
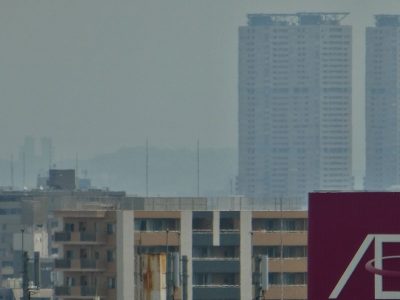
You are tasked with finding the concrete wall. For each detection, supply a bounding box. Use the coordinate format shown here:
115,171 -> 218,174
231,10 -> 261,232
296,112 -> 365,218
116,210 -> 134,300
240,211 -> 252,300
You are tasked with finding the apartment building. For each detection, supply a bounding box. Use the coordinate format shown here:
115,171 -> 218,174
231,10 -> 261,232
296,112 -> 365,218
53,209 -> 307,300
365,15 -> 400,190
0,189 -> 128,285
238,13 -> 353,203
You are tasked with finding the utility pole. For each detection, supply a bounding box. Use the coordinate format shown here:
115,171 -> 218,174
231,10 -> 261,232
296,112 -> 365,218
196,140 -> 200,197
146,139 -> 149,197
22,151 -> 26,188
48,142 -> 52,170
21,228 -> 28,300
280,197 -> 283,300
10,154 -> 14,189
75,153 -> 79,189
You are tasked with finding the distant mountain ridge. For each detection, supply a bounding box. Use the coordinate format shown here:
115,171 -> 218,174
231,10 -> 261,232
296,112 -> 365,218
0,147 -> 237,196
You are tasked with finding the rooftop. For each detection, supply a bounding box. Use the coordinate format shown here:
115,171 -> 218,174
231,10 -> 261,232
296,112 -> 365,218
375,15 -> 400,27
247,12 -> 349,26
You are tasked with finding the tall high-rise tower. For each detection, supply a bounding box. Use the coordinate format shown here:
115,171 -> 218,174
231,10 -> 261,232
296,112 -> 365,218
365,15 -> 400,190
238,13 -> 353,204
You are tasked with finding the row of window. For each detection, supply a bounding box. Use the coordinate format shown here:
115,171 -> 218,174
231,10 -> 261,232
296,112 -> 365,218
253,246 -> 307,258
63,217 -> 307,234
252,219 -> 307,231
268,272 -> 307,285
65,276 -> 116,289
64,248 -> 115,262
0,208 -> 21,215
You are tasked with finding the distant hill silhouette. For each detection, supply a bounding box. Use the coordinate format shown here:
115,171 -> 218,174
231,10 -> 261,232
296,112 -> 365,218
0,147 -> 237,196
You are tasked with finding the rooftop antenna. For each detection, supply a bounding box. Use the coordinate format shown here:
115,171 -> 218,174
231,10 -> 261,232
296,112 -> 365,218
197,139 -> 200,197
22,151 -> 26,188
48,142 -> 52,170
10,154 -> 14,189
146,138 -> 149,197
75,152 -> 79,188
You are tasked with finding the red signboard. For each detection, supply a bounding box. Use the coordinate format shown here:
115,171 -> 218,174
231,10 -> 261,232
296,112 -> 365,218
309,192 -> 400,300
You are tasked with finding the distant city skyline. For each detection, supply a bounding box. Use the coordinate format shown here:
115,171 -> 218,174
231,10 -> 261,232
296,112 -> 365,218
1,0 -> 400,188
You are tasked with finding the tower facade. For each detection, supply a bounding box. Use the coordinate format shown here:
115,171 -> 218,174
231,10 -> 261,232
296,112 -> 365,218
238,13 -> 353,203
365,15 -> 400,190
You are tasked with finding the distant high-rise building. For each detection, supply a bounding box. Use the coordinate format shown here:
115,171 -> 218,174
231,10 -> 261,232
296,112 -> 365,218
40,137 -> 53,170
19,136 -> 35,187
238,13 -> 353,203
365,15 -> 400,190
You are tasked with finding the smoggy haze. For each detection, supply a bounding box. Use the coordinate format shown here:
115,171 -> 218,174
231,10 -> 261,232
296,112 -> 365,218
1,0 -> 399,184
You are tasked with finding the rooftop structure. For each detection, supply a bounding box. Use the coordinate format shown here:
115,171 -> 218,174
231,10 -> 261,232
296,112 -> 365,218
375,14 -> 400,26
247,12 -> 349,26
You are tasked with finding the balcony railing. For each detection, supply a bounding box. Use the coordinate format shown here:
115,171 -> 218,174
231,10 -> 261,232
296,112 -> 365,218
54,286 -> 103,297
80,232 -> 96,242
54,259 -> 105,271
80,259 -> 96,269
81,286 -> 97,296
53,231 -> 105,244
54,232 -> 71,242
54,286 -> 71,296
55,259 -> 71,268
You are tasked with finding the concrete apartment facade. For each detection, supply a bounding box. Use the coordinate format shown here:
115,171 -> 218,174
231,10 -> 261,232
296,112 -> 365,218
0,189 -> 128,285
365,15 -> 400,190
53,209 -> 307,300
238,13 -> 353,203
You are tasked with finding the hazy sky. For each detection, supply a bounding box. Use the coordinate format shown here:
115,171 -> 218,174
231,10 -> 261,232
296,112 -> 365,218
0,0 -> 399,180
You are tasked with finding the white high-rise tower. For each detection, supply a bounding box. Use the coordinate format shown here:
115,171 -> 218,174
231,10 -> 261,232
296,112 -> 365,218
238,13 -> 353,204
365,15 -> 400,190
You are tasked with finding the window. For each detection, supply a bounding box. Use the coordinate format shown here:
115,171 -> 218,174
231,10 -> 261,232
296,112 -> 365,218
1,261 -> 13,268
64,223 -> 74,232
107,250 -> 115,262
107,277 -> 116,289
107,223 -> 115,234
66,250 -> 74,259
66,276 -> 75,286
268,272 -> 307,285
220,218 -> 235,230
134,219 -> 180,231
80,249 -> 88,259
80,276 -> 88,286
78,222 -> 87,232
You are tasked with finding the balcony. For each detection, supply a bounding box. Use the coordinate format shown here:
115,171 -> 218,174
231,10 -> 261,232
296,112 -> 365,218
193,286 -> 240,299
55,259 -> 71,269
55,286 -> 105,298
251,231 -> 307,246
193,260 -> 239,273
54,231 -> 106,245
134,231 -> 180,246
262,285 -> 307,299
54,232 -> 71,242
54,259 -> 105,271
55,286 -> 71,296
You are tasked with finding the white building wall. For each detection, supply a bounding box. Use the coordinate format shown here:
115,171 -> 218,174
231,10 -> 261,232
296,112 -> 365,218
240,211 -> 252,300
116,210 -> 134,300
212,211 -> 220,246
180,211 -> 192,300
365,16 -> 400,189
